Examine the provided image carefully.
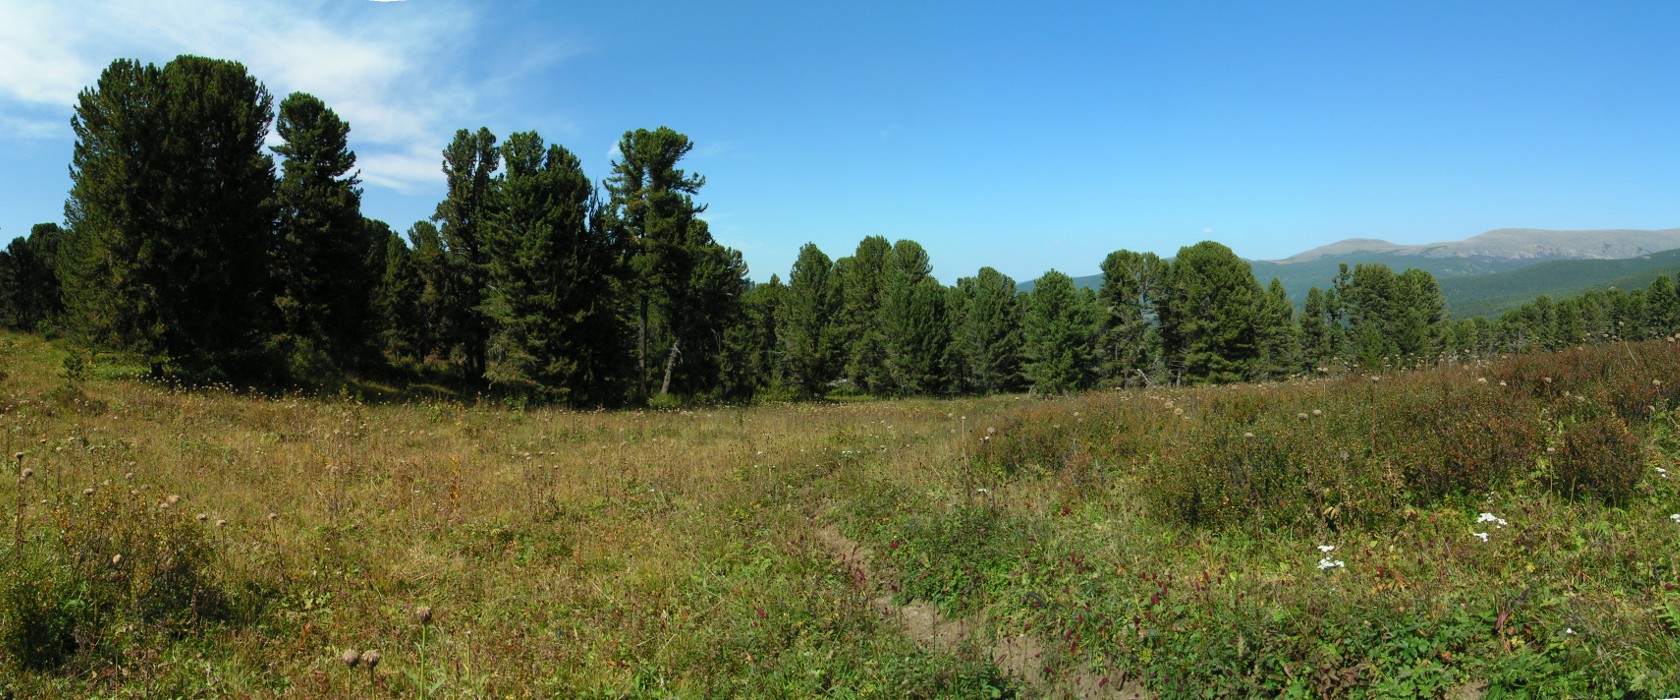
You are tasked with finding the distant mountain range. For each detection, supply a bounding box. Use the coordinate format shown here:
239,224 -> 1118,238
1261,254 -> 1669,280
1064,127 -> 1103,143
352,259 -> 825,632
1022,228 -> 1680,318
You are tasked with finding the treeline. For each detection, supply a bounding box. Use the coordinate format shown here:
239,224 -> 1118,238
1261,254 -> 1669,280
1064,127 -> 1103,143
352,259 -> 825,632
3,55 -> 1678,405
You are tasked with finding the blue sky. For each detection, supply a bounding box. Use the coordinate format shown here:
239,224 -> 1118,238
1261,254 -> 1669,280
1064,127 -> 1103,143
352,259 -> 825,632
2,1 -> 1677,284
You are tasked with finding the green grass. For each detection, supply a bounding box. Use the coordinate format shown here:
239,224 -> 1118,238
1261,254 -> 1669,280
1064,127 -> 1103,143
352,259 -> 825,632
2,330 -> 1679,697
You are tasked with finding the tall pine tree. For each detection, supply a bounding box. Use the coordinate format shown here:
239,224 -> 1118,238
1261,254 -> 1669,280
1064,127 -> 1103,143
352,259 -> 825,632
433,127 -> 500,378
780,243 -> 841,398
62,56 -> 276,378
482,131 -> 625,404
1021,269 -> 1097,394
271,92 -> 374,374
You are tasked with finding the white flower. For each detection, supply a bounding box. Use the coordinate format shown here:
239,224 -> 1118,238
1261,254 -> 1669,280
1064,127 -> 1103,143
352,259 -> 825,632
1477,512 -> 1509,528
1317,557 -> 1346,570
1658,467 -> 1669,479
975,488 -> 990,495
1318,545 -> 1335,554
1564,628 -> 1576,635
1670,514 -> 1680,523
1473,532 -> 1489,542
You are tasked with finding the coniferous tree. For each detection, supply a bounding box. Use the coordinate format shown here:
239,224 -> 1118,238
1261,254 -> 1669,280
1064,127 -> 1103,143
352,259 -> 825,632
1299,286 -> 1334,372
1644,274 -> 1679,338
722,275 -> 785,398
836,236 -> 893,393
375,230 -> 422,362
606,127 -> 738,399
951,267 -> 1022,393
1096,249 -> 1165,385
1157,241 -> 1261,384
880,240 -> 948,395
482,131 -> 625,403
1254,278 -> 1299,380
61,56 -> 276,377
271,92 -> 372,373
0,224 -> 63,330
780,243 -> 841,398
1021,269 -> 1097,394
433,127 -> 500,378
406,220 -> 453,364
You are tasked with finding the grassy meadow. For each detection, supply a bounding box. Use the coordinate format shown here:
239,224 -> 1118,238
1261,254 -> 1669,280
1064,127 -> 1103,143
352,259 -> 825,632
3,330 -> 1680,698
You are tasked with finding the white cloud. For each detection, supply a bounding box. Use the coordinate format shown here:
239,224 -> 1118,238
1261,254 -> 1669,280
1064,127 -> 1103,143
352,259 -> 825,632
0,0 -> 556,195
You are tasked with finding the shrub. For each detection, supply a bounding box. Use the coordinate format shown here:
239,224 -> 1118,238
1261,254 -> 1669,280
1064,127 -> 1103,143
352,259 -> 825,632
0,544 -> 85,670
1551,413 -> 1645,503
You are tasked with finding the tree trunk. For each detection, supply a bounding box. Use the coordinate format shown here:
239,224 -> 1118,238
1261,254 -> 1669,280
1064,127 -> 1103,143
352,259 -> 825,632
659,338 -> 681,396
637,296 -> 649,400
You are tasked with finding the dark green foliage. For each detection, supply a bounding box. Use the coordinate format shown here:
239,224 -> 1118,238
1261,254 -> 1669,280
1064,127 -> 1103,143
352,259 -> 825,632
880,241 -> 950,395
606,127 -> 747,400
780,244 -> 841,398
1299,286 -> 1336,371
0,224 -> 63,330
1020,270 -> 1097,394
61,56 -> 277,378
406,220 -> 453,364
950,267 -> 1022,394
1096,249 -> 1164,385
271,93 -> 377,375
483,131 -> 626,404
837,236 -> 893,394
1158,241 -> 1261,384
433,127 -> 501,378
721,276 -> 785,399
1253,277 -> 1299,380
375,230 -> 422,361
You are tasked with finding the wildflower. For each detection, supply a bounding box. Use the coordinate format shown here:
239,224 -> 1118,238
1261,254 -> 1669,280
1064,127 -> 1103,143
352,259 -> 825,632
1477,512 -> 1508,528
416,606 -> 433,625
1473,532 -> 1489,542
362,649 -> 381,669
1477,377 -> 1487,384
166,494 -> 180,506
216,519 -> 227,528
1243,432 -> 1255,439
269,512 -> 279,521
1312,409 -> 1322,417
111,554 -> 123,565
1317,557 -> 1345,570
975,488 -> 990,495
197,513 -> 209,522
1564,628 -> 1576,635
1174,408 -> 1184,416
1655,379 -> 1663,387
341,649 -> 361,668
1657,467 -> 1669,479
1670,514 -> 1680,523
82,488 -> 94,496
1297,413 -> 1309,420
19,468 -> 31,480
1318,545 -> 1335,553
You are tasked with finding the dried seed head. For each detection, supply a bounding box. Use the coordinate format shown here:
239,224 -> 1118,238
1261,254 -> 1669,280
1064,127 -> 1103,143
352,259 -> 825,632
166,494 -> 180,505
415,605 -> 433,625
111,554 -> 122,566
1296,413 -> 1309,421
19,468 -> 32,480
82,488 -> 94,496
268,512 -> 279,521
11,452 -> 21,462
361,649 -> 381,669
341,649 -> 360,668
216,519 -> 227,528
1311,409 -> 1322,417
197,513 -> 209,522
1242,432 -> 1255,440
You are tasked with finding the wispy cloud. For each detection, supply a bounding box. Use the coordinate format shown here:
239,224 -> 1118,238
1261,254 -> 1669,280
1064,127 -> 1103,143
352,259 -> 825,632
0,0 -> 563,194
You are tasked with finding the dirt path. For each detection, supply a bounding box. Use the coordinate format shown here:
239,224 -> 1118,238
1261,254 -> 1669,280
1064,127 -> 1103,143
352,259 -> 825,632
812,520 -> 1148,699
